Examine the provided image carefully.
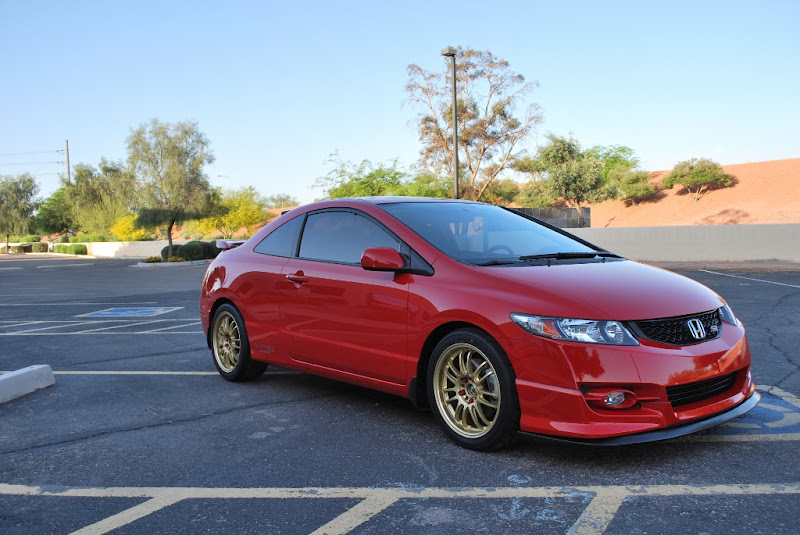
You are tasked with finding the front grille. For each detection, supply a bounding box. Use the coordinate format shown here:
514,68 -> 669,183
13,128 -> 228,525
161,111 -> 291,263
631,309 -> 721,346
666,373 -> 737,407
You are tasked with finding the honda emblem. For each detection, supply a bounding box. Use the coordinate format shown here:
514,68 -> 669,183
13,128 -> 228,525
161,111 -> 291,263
687,318 -> 706,340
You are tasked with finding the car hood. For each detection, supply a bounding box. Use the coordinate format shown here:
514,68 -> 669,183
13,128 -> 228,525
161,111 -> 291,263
483,259 -> 722,320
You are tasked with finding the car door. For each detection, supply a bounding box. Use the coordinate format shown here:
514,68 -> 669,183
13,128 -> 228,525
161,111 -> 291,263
239,214 -> 305,361
278,209 -> 410,384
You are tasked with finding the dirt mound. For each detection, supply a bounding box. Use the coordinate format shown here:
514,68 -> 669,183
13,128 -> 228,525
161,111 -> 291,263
590,158 -> 800,227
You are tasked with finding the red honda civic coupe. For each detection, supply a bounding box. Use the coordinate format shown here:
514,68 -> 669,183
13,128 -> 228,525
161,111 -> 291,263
200,197 -> 759,450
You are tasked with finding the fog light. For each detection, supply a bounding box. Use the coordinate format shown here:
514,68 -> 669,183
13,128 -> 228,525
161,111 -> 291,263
604,391 -> 626,407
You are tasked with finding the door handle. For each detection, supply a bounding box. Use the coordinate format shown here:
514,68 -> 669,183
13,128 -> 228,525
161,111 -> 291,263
286,273 -> 309,284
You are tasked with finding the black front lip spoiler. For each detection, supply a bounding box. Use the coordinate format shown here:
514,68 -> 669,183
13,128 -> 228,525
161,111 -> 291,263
520,391 -> 761,447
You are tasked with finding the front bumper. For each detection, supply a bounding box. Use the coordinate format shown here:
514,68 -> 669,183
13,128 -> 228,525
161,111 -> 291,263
520,390 -> 760,446
506,319 -> 754,441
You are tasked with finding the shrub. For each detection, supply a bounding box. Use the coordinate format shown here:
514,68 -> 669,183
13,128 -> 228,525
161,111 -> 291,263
9,235 -> 40,243
144,256 -> 163,263
11,245 -> 25,253
181,241 -> 204,261
69,234 -> 109,243
199,240 -> 220,259
110,214 -> 154,241
56,244 -> 87,255
661,158 -> 732,201
160,244 -> 185,259
167,256 -> 187,262
31,242 -> 49,252
59,235 -> 70,243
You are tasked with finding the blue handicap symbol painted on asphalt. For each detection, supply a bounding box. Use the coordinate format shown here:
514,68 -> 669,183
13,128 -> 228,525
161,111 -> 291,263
78,307 -> 183,318
714,391 -> 800,435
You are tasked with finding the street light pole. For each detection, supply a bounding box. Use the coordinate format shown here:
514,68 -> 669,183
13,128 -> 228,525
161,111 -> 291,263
441,46 -> 459,199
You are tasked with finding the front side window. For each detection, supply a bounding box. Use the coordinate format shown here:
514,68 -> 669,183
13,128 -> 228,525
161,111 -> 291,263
298,211 -> 399,264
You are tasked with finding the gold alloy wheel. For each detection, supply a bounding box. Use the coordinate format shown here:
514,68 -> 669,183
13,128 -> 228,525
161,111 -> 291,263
213,311 -> 241,373
432,342 -> 501,438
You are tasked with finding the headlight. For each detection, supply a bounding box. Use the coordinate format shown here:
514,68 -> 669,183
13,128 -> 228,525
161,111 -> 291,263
719,304 -> 739,325
510,313 -> 639,346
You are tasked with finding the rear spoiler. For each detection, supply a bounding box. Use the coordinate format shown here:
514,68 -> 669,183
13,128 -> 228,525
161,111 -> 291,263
216,239 -> 247,251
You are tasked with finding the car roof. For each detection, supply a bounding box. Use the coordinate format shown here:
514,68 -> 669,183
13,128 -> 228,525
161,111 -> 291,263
343,196 -> 482,205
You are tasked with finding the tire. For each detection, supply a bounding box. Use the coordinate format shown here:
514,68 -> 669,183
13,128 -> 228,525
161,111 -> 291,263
427,329 -> 520,450
210,304 -> 267,381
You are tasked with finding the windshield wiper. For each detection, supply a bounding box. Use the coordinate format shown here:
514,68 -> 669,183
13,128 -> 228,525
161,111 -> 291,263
518,252 -> 621,261
473,259 -> 522,266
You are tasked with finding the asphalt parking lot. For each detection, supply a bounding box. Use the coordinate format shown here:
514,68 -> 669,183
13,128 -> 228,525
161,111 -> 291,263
1,254 -> 799,534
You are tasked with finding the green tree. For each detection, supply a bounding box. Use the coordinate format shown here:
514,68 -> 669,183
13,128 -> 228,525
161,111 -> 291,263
127,119 -> 215,257
34,187 -> 75,236
0,173 -> 39,252
548,158 -> 604,218
264,193 -> 299,209
583,145 -> 639,184
401,173 -> 451,198
608,166 -> 654,205
406,47 -> 542,201
529,134 -> 606,220
514,180 -> 557,208
533,134 -> 582,170
661,158 -> 732,201
64,160 -> 136,233
315,154 -> 407,199
199,187 -> 269,239
315,154 -> 451,200
483,178 -> 520,205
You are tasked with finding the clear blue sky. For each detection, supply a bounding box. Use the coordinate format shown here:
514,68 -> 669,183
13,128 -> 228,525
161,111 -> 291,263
1,0 -> 798,204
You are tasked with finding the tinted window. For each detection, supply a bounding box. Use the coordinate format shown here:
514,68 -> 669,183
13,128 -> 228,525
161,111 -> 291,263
254,215 -> 303,257
381,202 -> 595,263
299,211 -> 399,264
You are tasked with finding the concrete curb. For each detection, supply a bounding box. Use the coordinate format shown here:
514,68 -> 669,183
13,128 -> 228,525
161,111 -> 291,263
0,365 -> 56,404
650,261 -> 800,272
132,259 -> 212,268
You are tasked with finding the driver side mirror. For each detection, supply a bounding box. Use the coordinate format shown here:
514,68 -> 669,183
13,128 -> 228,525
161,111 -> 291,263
361,247 -> 406,272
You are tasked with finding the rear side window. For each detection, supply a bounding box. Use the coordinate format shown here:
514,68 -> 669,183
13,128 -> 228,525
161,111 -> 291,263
298,211 -> 398,264
254,215 -> 304,257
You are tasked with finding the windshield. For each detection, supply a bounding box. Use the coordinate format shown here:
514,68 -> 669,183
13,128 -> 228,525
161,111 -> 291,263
381,202 -> 602,265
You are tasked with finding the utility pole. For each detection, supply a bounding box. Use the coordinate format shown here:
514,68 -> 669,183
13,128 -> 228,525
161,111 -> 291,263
65,140 -> 71,185
440,47 -> 459,199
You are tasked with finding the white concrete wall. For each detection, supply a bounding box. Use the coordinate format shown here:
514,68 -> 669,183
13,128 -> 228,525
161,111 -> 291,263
571,224 -> 800,263
87,240 -> 189,258
75,224 -> 800,264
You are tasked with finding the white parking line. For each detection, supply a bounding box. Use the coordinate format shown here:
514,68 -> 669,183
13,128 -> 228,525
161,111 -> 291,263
700,270 -> 800,289
12,322 -> 99,334
71,320 -> 165,333
0,370 -> 299,376
36,263 -> 95,269
0,483 -> 798,535
139,321 -> 202,333
0,319 -> 201,336
1,331 -> 203,336
0,302 -> 159,307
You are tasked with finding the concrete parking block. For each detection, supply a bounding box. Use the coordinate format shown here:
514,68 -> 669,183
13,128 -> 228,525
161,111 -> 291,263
0,365 -> 55,403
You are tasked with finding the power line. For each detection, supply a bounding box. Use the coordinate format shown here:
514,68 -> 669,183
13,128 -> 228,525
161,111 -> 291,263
0,150 -> 62,157
0,161 -> 64,166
